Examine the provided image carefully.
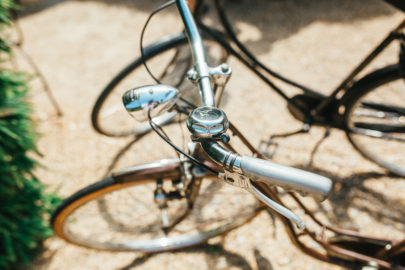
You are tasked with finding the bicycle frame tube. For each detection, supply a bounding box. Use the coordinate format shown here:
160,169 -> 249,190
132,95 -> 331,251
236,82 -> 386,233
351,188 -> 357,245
176,0 -> 215,107
312,19 -> 405,116
175,0 -> 244,173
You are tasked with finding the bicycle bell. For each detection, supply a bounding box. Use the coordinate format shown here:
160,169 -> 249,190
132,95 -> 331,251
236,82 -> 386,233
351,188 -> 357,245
187,106 -> 229,139
122,84 -> 180,121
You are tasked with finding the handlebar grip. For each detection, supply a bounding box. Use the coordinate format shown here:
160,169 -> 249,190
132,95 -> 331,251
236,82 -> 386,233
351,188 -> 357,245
240,155 -> 332,201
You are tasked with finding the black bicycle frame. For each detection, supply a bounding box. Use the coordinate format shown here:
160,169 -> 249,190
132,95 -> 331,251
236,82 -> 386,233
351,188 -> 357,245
192,0 -> 405,128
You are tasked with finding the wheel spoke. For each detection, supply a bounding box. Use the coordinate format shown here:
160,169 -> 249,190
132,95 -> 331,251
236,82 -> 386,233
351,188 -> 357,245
360,101 -> 405,116
353,122 -> 405,134
345,65 -> 405,176
350,127 -> 405,142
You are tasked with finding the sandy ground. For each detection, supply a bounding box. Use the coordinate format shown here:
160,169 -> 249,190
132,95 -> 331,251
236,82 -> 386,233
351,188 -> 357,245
13,0 -> 405,269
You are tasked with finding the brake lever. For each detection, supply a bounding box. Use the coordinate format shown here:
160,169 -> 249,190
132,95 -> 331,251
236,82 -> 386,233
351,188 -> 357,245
220,172 -> 305,229
248,180 -> 305,229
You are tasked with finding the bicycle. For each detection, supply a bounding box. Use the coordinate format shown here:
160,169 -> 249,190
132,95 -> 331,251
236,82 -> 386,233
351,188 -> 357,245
91,0 -> 405,178
53,1 -> 405,269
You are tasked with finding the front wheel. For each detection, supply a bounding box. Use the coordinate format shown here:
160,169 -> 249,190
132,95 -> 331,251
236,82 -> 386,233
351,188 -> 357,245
51,159 -> 260,252
343,64 -> 405,177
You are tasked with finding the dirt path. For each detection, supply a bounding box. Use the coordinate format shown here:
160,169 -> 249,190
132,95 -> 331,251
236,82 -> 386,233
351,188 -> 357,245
16,0 -> 404,269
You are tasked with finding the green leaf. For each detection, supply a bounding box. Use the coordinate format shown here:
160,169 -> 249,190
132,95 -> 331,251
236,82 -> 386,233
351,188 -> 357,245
0,1 -> 60,269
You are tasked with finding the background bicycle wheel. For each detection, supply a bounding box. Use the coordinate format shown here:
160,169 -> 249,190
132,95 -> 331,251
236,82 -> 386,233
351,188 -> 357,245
21,0 -> 404,269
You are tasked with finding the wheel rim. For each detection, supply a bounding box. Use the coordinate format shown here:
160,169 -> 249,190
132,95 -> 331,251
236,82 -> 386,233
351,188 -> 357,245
58,178 -> 260,252
347,77 -> 405,176
95,41 -> 227,137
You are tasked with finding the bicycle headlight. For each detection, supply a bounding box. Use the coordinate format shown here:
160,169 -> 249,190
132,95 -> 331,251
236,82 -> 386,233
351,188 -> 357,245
122,84 -> 180,121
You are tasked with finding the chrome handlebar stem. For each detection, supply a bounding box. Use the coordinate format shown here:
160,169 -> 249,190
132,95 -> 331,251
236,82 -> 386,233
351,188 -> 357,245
176,0 -> 215,107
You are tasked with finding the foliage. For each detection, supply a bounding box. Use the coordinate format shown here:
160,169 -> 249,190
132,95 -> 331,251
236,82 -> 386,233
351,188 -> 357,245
0,1 -> 60,269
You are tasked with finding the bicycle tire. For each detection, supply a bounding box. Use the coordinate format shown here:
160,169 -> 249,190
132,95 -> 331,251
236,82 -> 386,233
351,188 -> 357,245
343,64 -> 405,177
91,33 -> 228,137
52,159 -> 260,252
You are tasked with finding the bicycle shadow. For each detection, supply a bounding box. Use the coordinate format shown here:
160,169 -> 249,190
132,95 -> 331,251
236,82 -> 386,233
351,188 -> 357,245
262,125 -> 405,231
84,0 -> 399,55
313,169 -> 404,229
28,241 -> 272,270
222,0 -> 398,55
20,0 -> 399,55
117,243 -> 273,270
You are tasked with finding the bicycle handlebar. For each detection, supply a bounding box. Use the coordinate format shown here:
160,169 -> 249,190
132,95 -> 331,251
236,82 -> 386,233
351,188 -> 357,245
119,0 -> 334,228
240,155 -> 331,201
200,140 -> 331,201
175,0 -> 332,223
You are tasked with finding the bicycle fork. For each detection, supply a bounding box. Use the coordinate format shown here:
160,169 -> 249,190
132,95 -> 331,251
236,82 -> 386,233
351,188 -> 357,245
153,155 -> 204,234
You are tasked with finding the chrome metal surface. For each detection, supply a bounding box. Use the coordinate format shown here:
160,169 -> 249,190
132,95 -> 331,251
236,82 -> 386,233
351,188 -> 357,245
187,106 -> 229,138
222,171 -> 250,188
122,84 -> 179,121
211,64 -> 232,106
176,0 -> 215,107
112,158 -> 181,177
201,139 -> 329,227
64,215 -> 259,252
180,154 -> 193,191
186,68 -> 199,83
223,153 -> 242,173
175,0 -> 331,233
248,180 -> 305,229
200,140 -> 242,170
210,64 -> 232,86
218,171 -> 305,228
240,155 -> 332,201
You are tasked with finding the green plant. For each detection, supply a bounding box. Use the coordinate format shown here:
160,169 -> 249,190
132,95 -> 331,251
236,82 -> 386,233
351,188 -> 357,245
0,1 -> 60,269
